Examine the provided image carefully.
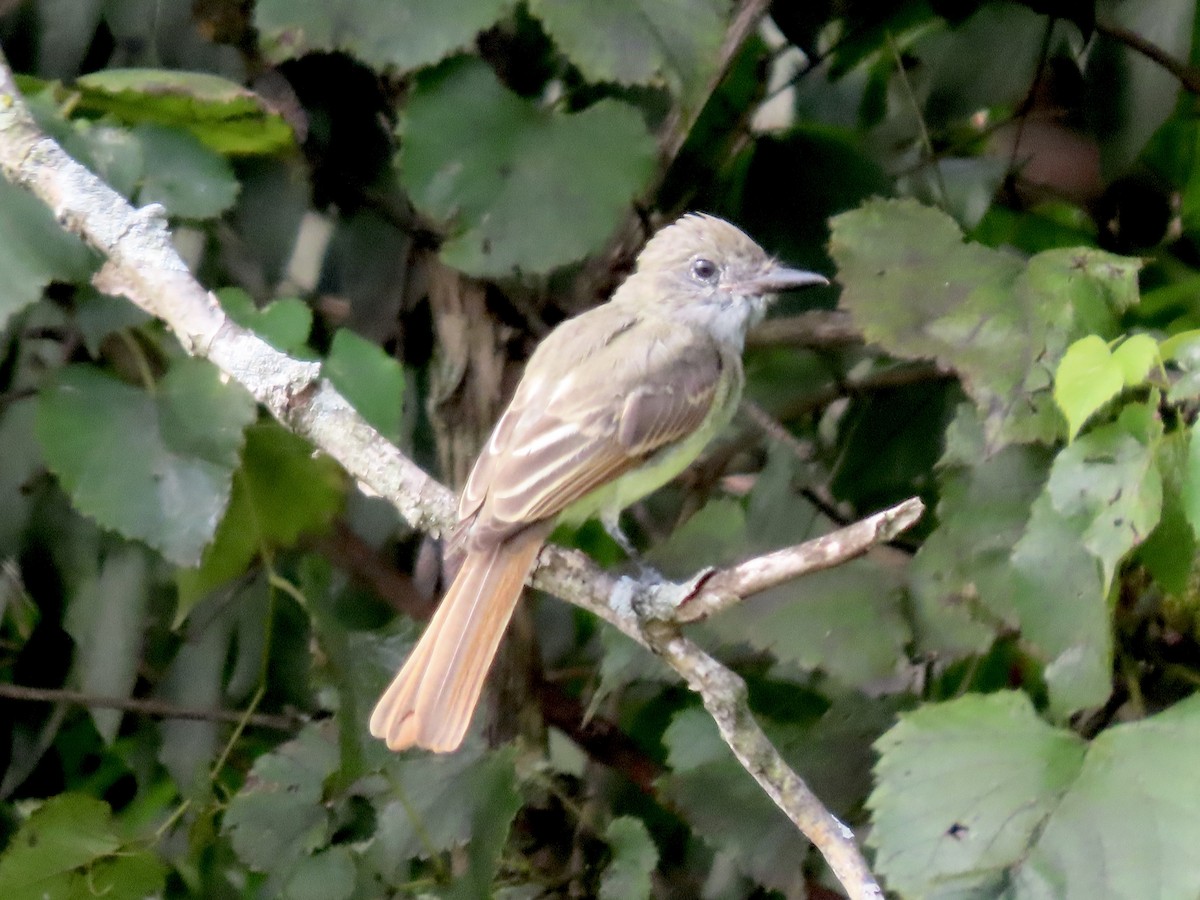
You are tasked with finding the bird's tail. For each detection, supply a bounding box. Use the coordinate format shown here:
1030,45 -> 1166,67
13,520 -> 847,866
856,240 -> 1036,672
369,526 -> 547,753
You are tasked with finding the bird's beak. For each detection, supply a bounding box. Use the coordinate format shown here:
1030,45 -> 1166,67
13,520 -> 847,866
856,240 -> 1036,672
740,265 -> 829,295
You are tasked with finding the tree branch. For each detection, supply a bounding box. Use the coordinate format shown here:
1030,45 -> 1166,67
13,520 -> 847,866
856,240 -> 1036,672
1095,17 -> 1200,96
0,683 -> 303,730
676,497 -> 925,623
0,54 -> 893,900
746,309 -> 861,349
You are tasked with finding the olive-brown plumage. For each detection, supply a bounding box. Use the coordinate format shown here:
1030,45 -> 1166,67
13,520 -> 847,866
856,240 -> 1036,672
370,214 -> 826,753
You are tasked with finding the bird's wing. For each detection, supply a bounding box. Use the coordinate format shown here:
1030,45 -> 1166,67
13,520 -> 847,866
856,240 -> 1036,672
458,312 -> 725,547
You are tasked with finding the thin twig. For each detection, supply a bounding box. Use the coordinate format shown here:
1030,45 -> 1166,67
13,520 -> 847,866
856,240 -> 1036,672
0,682 -> 303,730
1096,17 -> 1200,95
746,309 -> 860,349
886,31 -> 950,211
676,497 -> 925,622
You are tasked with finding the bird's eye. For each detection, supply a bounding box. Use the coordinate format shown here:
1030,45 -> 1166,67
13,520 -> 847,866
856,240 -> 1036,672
691,258 -> 719,282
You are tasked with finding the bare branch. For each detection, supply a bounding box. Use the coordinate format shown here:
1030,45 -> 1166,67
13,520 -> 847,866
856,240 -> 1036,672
0,55 -> 891,900
746,309 -> 861,349
1095,17 -> 1200,96
0,683 -> 303,731
677,497 -> 925,623
648,624 -> 882,898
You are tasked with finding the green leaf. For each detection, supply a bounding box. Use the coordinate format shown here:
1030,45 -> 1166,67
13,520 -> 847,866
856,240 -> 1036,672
223,724 -> 340,872
219,287 -> 314,355
0,794 -> 166,900
1137,433 -> 1197,595
1053,335 -> 1124,442
647,497 -> 746,578
71,68 -> 295,155
1045,403 -> 1163,591
1159,328 -> 1200,362
1111,333 -> 1160,386
367,744 -> 522,896
176,422 -> 344,623
64,546 -> 150,743
0,179 -> 96,328
37,361 -> 256,566
528,0 -> 726,111
255,0 -> 513,72
600,817 -> 658,900
323,329 -> 405,442
74,287 -> 152,355
872,692 -> 1200,899
830,198 -> 1141,448
908,443 -> 1052,659
869,692 -> 1086,898
1011,693 -> 1200,898
714,560 -> 909,687
66,121 -> 145,200
133,123 -> 240,218
1010,492 -> 1113,718
155,590 -> 242,793
913,414 -> 1119,717
370,744 -> 520,860
1182,425 -> 1200,542
283,847 -> 356,900
1168,337 -> 1200,404
401,57 -> 657,277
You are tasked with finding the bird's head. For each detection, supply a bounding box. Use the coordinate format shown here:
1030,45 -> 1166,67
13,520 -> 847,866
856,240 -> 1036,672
626,213 -> 827,340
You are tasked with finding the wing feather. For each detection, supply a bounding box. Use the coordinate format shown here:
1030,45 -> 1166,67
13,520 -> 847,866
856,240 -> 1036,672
458,312 -> 726,549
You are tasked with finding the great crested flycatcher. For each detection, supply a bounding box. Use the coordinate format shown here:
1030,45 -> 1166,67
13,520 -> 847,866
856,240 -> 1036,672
370,213 -> 827,753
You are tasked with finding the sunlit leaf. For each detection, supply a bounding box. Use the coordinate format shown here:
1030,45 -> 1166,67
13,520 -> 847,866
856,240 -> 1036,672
1054,335 -> 1124,441
0,794 -> 166,900
1111,333 -> 1159,386
72,68 -> 295,155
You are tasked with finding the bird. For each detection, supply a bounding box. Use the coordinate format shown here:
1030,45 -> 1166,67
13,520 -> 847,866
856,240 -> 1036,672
370,213 -> 827,752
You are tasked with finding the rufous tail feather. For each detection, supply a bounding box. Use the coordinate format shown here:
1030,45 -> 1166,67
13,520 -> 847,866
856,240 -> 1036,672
369,526 -> 548,752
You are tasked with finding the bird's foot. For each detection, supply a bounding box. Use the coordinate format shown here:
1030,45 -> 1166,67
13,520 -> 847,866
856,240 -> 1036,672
615,566 -> 717,622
